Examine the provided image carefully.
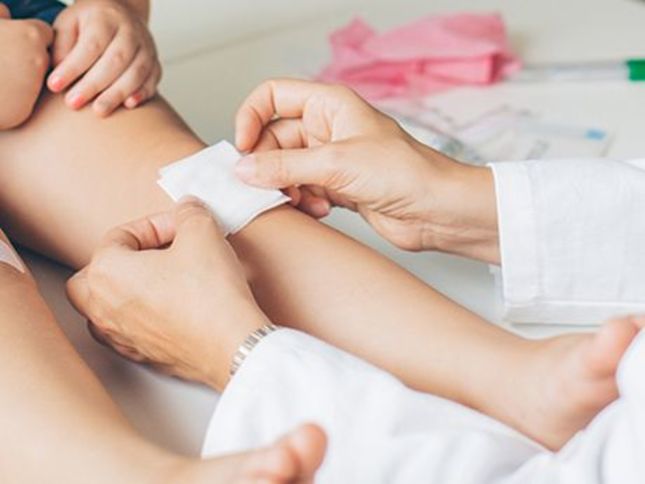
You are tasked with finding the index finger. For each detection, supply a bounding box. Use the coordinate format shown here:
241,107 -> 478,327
98,210 -> 176,252
235,78 -> 337,152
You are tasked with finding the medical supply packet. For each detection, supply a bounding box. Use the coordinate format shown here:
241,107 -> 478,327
381,100 -> 612,164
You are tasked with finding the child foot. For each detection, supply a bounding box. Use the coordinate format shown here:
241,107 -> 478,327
170,423 -> 327,483
506,316 -> 643,450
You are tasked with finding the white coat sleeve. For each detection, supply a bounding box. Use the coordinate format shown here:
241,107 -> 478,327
490,158 -> 645,324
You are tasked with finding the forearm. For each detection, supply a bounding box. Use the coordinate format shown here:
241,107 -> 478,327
0,91 -> 527,409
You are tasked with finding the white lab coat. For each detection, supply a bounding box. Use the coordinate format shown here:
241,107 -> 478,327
202,328 -> 645,483
201,158 -> 645,482
491,158 -> 645,324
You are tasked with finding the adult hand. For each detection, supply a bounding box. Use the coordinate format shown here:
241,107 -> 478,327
0,4 -> 53,129
66,198 -> 271,391
234,79 -> 500,263
48,0 -> 161,116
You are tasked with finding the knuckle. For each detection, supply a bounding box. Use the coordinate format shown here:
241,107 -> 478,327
32,51 -> 50,71
133,60 -> 151,80
24,24 -> 44,41
272,154 -> 290,183
84,36 -> 105,55
109,48 -> 130,67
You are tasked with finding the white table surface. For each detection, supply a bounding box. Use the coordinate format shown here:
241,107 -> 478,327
23,0 -> 645,455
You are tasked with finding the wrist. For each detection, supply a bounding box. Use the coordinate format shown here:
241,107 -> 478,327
419,147 -> 500,263
201,303 -> 272,391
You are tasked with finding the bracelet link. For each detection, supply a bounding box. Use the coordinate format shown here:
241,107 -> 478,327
229,323 -> 280,378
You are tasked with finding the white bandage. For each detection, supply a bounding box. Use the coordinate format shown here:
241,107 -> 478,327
158,141 -> 290,235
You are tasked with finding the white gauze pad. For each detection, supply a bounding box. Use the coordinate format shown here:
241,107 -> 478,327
158,141 -> 290,235
0,240 -> 24,272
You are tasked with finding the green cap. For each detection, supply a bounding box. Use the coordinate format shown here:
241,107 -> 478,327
627,59 -> 645,81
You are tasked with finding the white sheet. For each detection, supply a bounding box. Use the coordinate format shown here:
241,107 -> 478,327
202,328 -> 645,483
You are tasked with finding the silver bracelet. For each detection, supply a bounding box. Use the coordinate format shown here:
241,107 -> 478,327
229,323 -> 280,378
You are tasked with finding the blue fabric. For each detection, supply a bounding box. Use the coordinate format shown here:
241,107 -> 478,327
4,0 -> 66,24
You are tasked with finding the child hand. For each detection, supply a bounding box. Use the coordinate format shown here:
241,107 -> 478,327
0,5 -> 53,129
47,0 -> 161,117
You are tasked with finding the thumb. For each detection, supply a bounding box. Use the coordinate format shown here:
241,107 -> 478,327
172,197 -> 225,249
66,268 -> 91,318
98,211 -> 176,253
0,4 -> 11,19
235,145 -> 342,190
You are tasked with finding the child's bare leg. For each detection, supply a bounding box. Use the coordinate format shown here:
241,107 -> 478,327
0,230 -> 324,483
0,92 -> 629,449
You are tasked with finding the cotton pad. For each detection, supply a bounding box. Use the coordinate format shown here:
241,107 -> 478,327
158,141 -> 290,235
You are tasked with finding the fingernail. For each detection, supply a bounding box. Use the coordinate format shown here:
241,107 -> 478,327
66,92 -> 85,109
235,155 -> 258,182
48,74 -> 64,92
0,240 -> 24,273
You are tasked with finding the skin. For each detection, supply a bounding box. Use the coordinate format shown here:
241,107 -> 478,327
66,199 -> 271,391
234,79 -> 500,264
65,180 -> 645,465
0,3 -> 630,453
0,5 -> 52,129
0,228 -> 326,483
230,78 -> 643,448
47,0 -> 161,116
